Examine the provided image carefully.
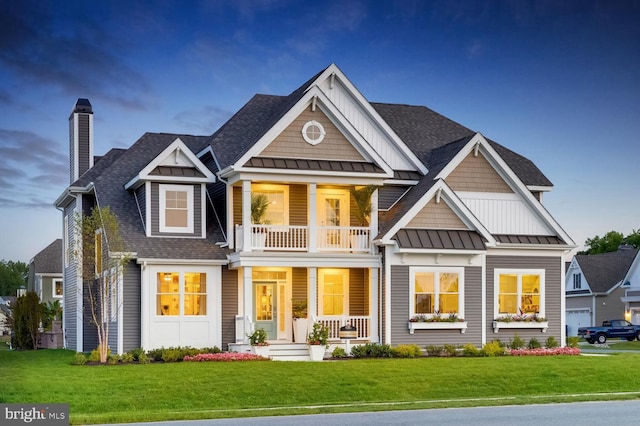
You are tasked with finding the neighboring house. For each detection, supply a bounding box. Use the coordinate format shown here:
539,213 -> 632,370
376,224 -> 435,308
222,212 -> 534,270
0,296 -> 16,335
27,239 -> 63,306
620,248 -> 640,324
55,64 -> 574,354
565,246 -> 640,335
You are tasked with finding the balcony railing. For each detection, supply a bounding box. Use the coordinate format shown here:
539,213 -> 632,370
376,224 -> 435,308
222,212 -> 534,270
235,225 -> 371,253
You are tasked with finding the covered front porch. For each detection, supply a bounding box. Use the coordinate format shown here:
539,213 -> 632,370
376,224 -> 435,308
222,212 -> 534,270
232,264 -> 379,346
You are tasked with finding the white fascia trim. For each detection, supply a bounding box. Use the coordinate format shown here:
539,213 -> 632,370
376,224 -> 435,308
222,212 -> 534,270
136,258 -> 228,266
436,133 -> 575,247
378,179 -> 496,246
315,64 -> 428,174
527,185 -> 553,192
233,86 -> 395,178
124,138 -> 216,190
55,183 -> 95,207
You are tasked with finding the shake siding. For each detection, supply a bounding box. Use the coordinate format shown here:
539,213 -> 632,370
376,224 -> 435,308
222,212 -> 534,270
260,108 -> 365,161
446,152 -> 513,193
150,183 -> 202,237
122,261 -> 141,351
486,255 -> 562,340
221,266 -> 238,350
390,265 -> 482,346
406,200 -> 467,229
378,186 -> 408,210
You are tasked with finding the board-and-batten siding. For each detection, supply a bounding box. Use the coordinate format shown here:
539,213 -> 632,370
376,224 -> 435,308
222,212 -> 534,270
150,182 -> 202,237
260,108 -> 365,161
486,255 -> 562,340
445,152 -> 513,193
318,78 -> 416,171
390,265 -> 482,346
221,266 -> 238,350
406,200 -> 467,229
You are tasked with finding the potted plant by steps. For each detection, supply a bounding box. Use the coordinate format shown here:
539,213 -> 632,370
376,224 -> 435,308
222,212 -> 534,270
307,322 -> 329,361
292,300 -> 308,343
248,327 -> 270,358
349,185 -> 377,251
251,193 -> 270,249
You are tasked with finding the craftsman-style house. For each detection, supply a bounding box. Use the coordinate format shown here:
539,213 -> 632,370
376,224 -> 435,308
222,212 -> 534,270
56,64 -> 574,355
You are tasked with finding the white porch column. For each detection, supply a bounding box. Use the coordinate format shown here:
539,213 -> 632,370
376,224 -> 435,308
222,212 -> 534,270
227,183 -> 234,249
369,189 -> 378,255
384,246 -> 392,345
242,180 -> 252,252
370,267 -> 379,342
308,183 -> 317,253
308,267 -> 317,319
242,266 -> 253,343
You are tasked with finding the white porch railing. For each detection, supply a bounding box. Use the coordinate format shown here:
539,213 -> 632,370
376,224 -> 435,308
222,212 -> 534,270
315,316 -> 371,340
235,225 -> 370,253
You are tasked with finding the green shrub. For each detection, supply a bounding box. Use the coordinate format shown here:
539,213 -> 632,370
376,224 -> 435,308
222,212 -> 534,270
72,352 -> 87,365
89,347 -> 111,362
462,343 -> 480,357
528,337 -> 541,349
107,355 -> 120,365
392,344 -> 422,358
161,348 -> 183,363
120,352 -> 134,363
147,348 -> 164,362
351,343 -> 393,358
481,340 -> 506,357
509,334 -> 525,350
443,344 -> 459,357
137,352 -> 150,364
331,347 -> 348,358
545,336 -> 559,349
425,345 -> 443,357
201,346 -> 221,354
128,348 -> 145,361
566,336 -> 579,348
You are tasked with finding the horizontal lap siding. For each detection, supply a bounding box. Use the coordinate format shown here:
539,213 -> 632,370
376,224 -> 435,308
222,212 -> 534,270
123,261 -> 141,351
292,268 -> 307,303
390,265 -> 483,346
349,269 -> 367,316
221,266 -> 238,350
63,204 -> 78,350
486,255 -> 561,341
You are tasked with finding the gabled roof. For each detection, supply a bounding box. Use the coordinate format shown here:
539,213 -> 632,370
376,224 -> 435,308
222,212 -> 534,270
29,239 -> 62,274
88,133 -> 228,260
572,248 -> 639,294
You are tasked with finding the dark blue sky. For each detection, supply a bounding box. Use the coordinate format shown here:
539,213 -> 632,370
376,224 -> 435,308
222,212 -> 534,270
1,0 -> 639,261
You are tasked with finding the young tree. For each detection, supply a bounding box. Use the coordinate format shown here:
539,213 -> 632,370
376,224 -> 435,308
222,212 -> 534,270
73,206 -> 129,363
8,291 -> 42,350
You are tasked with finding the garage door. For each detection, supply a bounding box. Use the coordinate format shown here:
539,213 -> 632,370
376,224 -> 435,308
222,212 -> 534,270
566,309 -> 591,336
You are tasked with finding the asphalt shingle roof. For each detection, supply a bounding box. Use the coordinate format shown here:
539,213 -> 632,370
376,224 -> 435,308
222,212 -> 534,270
575,248 -> 639,293
29,239 -> 62,273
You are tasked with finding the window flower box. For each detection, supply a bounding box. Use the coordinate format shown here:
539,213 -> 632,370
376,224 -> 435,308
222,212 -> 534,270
408,321 -> 468,334
492,320 -> 548,333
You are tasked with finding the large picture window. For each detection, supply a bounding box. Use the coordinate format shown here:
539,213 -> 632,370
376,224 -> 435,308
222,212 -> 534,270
495,269 -> 544,317
157,271 -> 207,316
159,184 -> 194,233
251,184 -> 289,225
410,268 -> 464,318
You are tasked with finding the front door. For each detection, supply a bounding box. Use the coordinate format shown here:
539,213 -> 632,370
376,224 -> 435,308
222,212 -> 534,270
317,188 -> 349,249
254,281 -> 277,339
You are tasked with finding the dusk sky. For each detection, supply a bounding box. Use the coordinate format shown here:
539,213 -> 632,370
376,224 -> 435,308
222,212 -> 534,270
1,0 -> 639,263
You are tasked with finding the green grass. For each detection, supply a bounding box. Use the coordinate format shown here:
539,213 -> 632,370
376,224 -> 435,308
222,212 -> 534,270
0,335 -> 9,351
2,350 -> 640,424
585,339 -> 640,350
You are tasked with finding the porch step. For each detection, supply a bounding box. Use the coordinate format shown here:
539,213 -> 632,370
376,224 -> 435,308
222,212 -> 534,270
268,342 -> 310,361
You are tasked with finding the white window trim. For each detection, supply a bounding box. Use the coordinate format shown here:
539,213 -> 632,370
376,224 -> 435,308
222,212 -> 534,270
409,267 -> 465,319
155,269 -> 208,317
252,183 -> 290,225
159,184 -> 194,233
318,268 -> 349,316
52,279 -> 63,299
302,120 -> 326,145
573,273 -> 581,290
493,268 -> 545,319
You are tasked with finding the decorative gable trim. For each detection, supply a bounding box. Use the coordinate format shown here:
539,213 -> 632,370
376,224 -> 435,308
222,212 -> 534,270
124,138 -> 215,190
436,133 -> 574,247
565,260 -> 593,295
232,86 -> 395,179
379,179 -> 496,248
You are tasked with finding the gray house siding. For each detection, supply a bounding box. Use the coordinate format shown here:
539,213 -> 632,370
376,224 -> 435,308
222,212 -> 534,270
150,182 -> 203,237
390,265 -> 482,346
122,261 -> 141,351
221,266 -> 238,350
134,186 -> 146,229
486,255 -> 562,341
63,203 -> 78,350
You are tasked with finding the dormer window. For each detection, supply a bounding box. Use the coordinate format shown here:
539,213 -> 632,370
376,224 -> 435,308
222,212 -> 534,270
159,184 -> 193,233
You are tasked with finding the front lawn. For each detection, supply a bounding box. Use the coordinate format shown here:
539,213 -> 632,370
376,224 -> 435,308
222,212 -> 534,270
2,350 -> 640,424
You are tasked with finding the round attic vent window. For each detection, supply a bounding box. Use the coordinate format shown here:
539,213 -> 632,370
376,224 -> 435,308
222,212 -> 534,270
302,120 -> 325,145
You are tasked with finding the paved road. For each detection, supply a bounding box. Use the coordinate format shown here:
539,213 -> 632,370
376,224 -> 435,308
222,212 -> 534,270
102,400 -> 640,426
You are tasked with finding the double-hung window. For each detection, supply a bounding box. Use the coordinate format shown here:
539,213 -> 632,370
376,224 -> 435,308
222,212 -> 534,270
495,269 -> 544,317
159,184 -> 194,233
409,267 -> 464,318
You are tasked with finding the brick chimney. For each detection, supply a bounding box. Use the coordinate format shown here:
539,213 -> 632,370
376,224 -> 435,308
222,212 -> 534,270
69,98 -> 93,183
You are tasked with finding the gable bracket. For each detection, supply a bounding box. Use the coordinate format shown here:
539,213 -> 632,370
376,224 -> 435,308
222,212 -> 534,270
473,141 -> 480,157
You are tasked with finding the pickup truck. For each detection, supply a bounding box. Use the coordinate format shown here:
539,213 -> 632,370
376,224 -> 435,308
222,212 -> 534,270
577,320 -> 640,344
